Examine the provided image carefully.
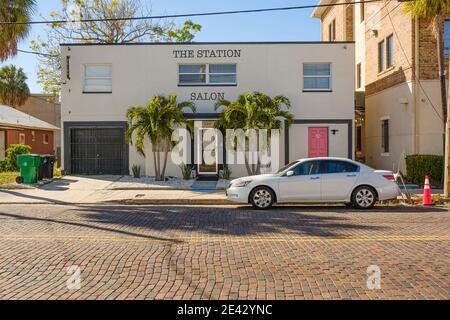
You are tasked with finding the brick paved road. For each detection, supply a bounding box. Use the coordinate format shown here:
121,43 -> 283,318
0,204 -> 448,300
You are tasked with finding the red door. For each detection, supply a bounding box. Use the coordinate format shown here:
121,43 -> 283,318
308,127 -> 328,158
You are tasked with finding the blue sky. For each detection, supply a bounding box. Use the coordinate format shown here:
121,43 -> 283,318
1,0 -> 320,93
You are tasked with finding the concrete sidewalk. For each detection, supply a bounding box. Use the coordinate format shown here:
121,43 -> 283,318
0,175 -> 228,205
0,175 -> 446,205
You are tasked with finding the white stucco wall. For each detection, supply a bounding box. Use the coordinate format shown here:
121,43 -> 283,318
365,80 -> 443,173
60,42 -> 355,177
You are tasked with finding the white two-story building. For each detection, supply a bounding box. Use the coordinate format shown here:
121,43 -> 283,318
60,41 -> 355,179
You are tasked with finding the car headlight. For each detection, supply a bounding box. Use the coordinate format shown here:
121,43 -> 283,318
233,180 -> 253,188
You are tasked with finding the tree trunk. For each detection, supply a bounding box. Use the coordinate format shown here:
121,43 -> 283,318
156,149 -> 161,181
244,138 -> 252,175
152,151 -> 159,181
161,149 -> 169,181
433,16 -> 447,188
434,18 -> 447,136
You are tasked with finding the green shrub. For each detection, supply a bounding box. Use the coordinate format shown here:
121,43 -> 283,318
132,164 -> 141,178
180,164 -> 193,180
405,154 -> 443,186
0,144 -> 31,172
220,166 -> 232,180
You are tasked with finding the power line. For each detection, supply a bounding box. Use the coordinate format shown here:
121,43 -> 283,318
17,49 -> 58,57
0,1 -> 381,25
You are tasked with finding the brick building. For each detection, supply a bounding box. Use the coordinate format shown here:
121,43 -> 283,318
15,94 -> 61,162
0,104 -> 59,159
312,0 -> 449,173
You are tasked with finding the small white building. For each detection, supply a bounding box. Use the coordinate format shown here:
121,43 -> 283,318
60,42 -> 355,179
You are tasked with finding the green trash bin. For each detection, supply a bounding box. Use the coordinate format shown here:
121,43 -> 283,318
17,154 -> 42,184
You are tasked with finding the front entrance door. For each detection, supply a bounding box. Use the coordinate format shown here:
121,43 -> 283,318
197,128 -> 218,175
0,130 -> 5,159
308,127 -> 328,158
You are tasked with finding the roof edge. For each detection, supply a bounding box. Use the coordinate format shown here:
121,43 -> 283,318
60,40 -> 355,47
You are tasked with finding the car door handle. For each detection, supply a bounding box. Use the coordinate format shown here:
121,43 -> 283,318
310,176 -> 320,180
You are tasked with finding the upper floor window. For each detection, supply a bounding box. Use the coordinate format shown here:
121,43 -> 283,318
444,20 -> 450,57
386,34 -> 394,68
179,64 -> 237,85
360,1 -> 365,22
84,64 -> 112,93
328,19 -> 336,41
303,63 -> 332,91
378,40 -> 385,72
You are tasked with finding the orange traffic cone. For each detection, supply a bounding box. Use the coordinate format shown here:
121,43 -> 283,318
422,176 -> 433,205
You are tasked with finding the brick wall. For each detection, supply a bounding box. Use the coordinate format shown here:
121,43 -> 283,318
365,1 -> 414,96
5,128 -> 54,155
15,95 -> 61,127
321,1 -> 345,41
320,1 -> 355,41
417,15 -> 450,80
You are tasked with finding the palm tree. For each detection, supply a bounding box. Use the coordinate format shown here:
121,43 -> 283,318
404,0 -> 450,196
0,65 -> 30,108
404,0 -> 450,128
215,92 -> 294,175
126,94 -> 196,181
0,0 -> 36,61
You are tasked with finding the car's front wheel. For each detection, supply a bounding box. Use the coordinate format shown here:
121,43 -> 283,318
250,186 -> 275,210
351,186 -> 377,209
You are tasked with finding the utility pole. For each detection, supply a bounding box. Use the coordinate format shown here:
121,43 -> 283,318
445,62 -> 450,198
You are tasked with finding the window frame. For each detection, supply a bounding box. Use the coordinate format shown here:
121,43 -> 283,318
360,1 -> 365,23
328,19 -> 336,41
378,40 -> 385,73
386,34 -> 394,68
43,133 -> 49,145
302,63 -> 332,92
83,63 -> 112,94
19,133 -> 25,145
178,63 -> 237,86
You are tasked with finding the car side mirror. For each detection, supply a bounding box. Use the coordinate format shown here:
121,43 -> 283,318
286,170 -> 294,177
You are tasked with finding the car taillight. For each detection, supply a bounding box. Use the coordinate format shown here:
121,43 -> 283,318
383,175 -> 395,181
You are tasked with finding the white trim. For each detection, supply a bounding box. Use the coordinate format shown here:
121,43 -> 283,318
381,153 -> 390,157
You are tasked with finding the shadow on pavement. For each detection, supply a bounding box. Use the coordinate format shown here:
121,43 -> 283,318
0,211 -> 181,243
70,205 -> 389,238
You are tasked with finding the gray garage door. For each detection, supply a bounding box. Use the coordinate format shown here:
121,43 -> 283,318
70,128 -> 126,175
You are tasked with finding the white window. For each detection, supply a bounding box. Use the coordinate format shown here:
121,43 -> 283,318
43,133 -> 49,145
303,63 -> 332,91
84,64 -> 112,93
19,133 -> 25,145
179,64 -> 237,85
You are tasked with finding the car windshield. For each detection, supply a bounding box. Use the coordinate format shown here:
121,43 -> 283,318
276,161 -> 299,174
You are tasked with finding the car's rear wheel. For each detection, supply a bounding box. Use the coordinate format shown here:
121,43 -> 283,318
352,186 -> 377,209
250,186 -> 275,210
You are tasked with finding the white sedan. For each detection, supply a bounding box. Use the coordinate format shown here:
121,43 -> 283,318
226,157 -> 400,209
